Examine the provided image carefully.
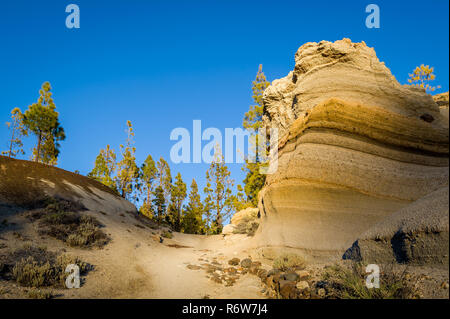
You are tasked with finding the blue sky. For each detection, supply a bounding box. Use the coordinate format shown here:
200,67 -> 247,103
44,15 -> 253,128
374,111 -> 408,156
0,0 -> 448,202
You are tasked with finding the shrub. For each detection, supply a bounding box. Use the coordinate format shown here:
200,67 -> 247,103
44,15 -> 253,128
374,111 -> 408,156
66,222 -> 109,247
8,246 -> 90,288
246,222 -> 259,236
0,262 -> 6,276
161,231 -> 173,239
26,198 -> 107,248
273,253 -> 306,271
13,257 -> 54,287
321,263 -> 417,299
27,288 -> 53,299
38,210 -> 109,248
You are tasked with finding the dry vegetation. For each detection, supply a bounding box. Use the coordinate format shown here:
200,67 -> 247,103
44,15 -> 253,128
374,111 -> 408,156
320,263 -> 419,299
0,245 -> 90,290
273,253 -> 306,271
26,198 -> 110,248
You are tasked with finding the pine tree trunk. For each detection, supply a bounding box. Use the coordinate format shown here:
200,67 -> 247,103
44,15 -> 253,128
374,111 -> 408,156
36,132 -> 42,162
8,128 -> 15,158
176,206 -> 181,232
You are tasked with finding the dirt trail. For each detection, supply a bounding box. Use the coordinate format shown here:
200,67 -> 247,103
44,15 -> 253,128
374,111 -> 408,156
0,204 -> 266,299
71,219 -> 266,299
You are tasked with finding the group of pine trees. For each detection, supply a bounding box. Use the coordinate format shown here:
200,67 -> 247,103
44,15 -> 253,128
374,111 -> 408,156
86,65 -> 272,235
0,69 -> 270,235
2,82 -> 65,165
88,121 -> 246,234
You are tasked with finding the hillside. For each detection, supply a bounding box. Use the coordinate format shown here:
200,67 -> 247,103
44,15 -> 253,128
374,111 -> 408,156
0,155 -> 267,298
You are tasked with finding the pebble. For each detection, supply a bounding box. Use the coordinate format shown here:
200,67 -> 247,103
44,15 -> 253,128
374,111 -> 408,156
228,258 -> 240,266
296,280 -> 309,291
240,258 -> 252,268
317,288 -> 326,297
297,270 -> 310,280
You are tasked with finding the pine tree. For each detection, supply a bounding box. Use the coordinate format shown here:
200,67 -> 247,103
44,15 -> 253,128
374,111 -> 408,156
156,157 -> 172,214
32,126 -> 65,165
23,82 -> 65,164
230,184 -> 250,212
2,107 -> 28,158
152,185 -> 166,225
407,64 -> 441,93
88,144 -> 117,191
140,154 -> 157,218
181,179 -> 205,234
167,172 -> 187,231
116,121 -> 139,200
242,65 -> 270,206
203,146 -> 234,234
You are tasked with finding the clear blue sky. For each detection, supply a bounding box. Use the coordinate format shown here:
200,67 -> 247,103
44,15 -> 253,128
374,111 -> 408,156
1,0 -> 448,201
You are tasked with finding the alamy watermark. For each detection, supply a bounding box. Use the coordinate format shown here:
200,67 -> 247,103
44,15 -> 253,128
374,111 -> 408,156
365,4 -> 380,29
65,4 -> 80,29
169,120 -> 278,174
65,264 -> 80,289
365,264 -> 380,289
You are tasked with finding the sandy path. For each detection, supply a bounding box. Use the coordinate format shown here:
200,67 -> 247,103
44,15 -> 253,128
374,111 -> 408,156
140,234 -> 265,299
1,203 -> 266,299
62,211 -> 265,299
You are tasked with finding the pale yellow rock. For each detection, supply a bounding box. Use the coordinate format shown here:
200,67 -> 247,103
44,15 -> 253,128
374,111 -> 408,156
231,207 -> 259,225
256,39 -> 449,257
222,224 -> 236,235
223,207 -> 259,235
434,92 -> 449,123
296,281 -> 309,291
263,38 -> 447,137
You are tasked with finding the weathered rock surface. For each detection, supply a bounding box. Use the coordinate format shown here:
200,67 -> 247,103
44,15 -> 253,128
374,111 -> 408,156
434,92 -> 449,122
344,186 -> 449,267
222,207 -> 259,235
433,92 -> 449,109
263,38 -> 447,137
256,39 -> 449,259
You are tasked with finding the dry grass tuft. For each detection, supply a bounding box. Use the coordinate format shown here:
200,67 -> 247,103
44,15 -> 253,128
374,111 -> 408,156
5,245 -> 91,288
321,263 -> 418,299
27,287 -> 53,299
27,198 -> 110,248
273,253 -> 306,271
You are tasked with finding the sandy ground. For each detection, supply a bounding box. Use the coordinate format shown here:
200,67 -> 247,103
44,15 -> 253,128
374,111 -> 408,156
0,205 -> 267,299
1,203 -> 448,299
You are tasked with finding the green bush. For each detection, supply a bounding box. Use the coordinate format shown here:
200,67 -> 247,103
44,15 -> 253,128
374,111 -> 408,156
9,246 -> 90,288
13,256 -> 55,287
39,211 -> 109,248
67,222 -> 108,247
273,253 -> 306,271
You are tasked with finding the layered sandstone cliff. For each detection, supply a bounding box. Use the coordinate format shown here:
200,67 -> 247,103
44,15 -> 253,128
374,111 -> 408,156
255,39 -> 449,264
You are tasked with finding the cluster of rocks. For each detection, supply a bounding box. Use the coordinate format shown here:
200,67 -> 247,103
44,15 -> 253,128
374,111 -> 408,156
186,257 -> 259,287
256,263 -> 332,299
186,256 -> 328,299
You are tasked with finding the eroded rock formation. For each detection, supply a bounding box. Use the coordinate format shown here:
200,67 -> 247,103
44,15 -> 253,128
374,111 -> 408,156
256,39 -> 449,263
223,207 -> 259,235
344,187 -> 449,267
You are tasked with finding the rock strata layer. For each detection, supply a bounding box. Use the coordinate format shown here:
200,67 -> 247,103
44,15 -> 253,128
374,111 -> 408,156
256,39 -> 449,261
